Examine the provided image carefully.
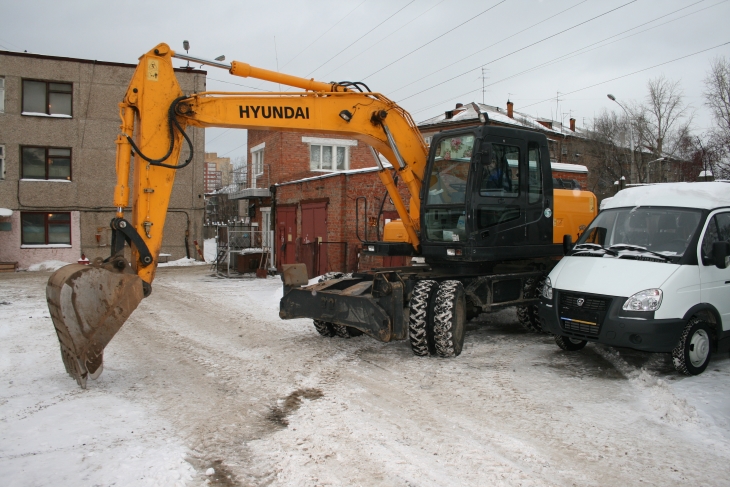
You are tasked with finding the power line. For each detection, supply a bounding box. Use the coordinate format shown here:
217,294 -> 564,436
518,41 -> 730,110
320,0 -> 448,80
398,0 -> 637,103
412,0 -> 724,113
207,129 -> 233,144
410,40 -> 730,117
364,0 -> 509,79
206,77 -> 269,91
478,0 -> 719,92
280,0 -> 368,70
305,0 -> 418,78
389,0 -> 590,94
220,140 -> 249,158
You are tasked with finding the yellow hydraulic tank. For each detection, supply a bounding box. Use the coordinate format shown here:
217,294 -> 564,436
383,220 -> 409,242
552,188 -> 598,243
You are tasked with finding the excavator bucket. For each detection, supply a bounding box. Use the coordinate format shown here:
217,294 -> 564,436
46,259 -> 146,388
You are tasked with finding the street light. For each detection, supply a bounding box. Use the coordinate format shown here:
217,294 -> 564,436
646,157 -> 665,184
607,94 -> 635,183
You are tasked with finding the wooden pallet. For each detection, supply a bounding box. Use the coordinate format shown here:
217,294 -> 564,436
0,262 -> 18,273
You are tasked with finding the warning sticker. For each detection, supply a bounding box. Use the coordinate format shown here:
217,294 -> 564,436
147,59 -> 159,81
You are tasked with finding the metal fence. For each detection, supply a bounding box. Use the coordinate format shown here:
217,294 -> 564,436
214,226 -> 274,277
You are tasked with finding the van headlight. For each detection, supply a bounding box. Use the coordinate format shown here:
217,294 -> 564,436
623,289 -> 662,311
542,277 -> 553,300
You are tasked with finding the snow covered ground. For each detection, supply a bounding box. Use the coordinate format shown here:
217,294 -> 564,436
1,266 -> 729,486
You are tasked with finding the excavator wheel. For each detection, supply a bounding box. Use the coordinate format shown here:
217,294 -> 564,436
408,279 -> 438,356
517,277 -> 545,333
46,258 -> 146,388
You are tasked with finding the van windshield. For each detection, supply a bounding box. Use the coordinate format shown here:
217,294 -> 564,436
574,207 -> 702,261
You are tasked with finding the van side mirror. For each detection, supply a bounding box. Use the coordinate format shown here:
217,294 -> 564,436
563,234 -> 573,255
712,241 -> 729,269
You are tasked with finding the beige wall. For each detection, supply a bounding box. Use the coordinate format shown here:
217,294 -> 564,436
0,52 -> 206,269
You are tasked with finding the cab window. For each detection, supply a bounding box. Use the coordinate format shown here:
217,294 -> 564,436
527,142 -> 542,204
426,135 -> 474,205
480,143 -> 519,198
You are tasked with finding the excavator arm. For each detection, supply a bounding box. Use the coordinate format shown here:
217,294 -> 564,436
46,43 -> 429,388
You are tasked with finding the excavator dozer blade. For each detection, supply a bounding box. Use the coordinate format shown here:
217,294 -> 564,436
46,262 -> 146,388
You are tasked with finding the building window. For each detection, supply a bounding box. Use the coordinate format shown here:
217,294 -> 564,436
21,146 -> 72,180
21,212 -> 71,245
303,137 -> 356,172
22,79 -> 73,117
252,148 -> 264,177
0,145 -> 5,180
309,144 -> 349,171
0,77 -> 4,113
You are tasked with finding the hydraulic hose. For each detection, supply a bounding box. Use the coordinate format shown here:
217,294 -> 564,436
124,96 -> 195,170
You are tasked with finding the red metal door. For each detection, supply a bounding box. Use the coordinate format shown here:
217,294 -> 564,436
276,206 -> 297,269
301,202 -> 327,277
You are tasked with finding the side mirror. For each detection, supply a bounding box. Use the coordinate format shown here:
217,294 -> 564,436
562,234 -> 573,255
712,241 -> 729,269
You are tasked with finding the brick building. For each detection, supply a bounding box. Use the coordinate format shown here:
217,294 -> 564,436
0,50 -> 206,269
203,152 -> 233,193
241,130 -> 409,275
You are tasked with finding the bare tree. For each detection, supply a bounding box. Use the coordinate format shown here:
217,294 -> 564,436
703,56 -> 730,178
586,110 -> 631,199
639,75 -> 693,157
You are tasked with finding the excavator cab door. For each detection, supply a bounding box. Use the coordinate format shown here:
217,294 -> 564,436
468,128 -> 555,261
472,134 -> 528,250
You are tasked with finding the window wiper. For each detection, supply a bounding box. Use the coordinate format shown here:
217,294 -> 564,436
608,244 -> 671,262
571,243 -> 618,256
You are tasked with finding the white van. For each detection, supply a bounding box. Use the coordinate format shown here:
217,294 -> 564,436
538,182 -> 730,375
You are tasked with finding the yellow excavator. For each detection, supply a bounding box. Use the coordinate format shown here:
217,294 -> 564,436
46,43 -> 597,388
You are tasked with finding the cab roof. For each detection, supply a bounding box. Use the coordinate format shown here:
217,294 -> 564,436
603,182 -> 730,210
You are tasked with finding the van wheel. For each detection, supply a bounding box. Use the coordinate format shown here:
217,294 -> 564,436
555,335 -> 587,351
433,281 -> 466,357
517,278 -> 544,333
408,280 -> 438,356
313,320 -> 335,337
672,318 -> 713,375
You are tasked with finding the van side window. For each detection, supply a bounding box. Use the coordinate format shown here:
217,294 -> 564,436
701,212 -> 730,264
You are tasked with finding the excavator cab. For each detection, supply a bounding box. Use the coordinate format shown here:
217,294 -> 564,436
418,125 -> 558,266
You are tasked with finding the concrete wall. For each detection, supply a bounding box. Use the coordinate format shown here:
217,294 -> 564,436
0,51 -> 206,269
0,212 -> 80,268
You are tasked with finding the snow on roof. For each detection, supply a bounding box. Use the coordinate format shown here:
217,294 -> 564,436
0,208 -> 12,217
603,182 -> 730,210
276,166 -> 382,187
551,162 -> 588,174
418,103 -> 587,138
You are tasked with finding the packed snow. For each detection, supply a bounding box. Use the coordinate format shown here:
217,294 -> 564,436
1,266 -> 729,486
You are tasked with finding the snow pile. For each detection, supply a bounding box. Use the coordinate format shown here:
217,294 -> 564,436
158,257 -> 207,267
0,278 -> 196,486
27,260 -> 71,272
632,370 -> 700,426
203,238 -> 217,262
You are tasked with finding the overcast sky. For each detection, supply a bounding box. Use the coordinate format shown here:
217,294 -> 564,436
2,0 -> 728,163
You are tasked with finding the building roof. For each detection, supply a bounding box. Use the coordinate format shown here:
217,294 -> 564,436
0,49 -> 207,74
418,102 -> 587,138
604,182 -> 730,210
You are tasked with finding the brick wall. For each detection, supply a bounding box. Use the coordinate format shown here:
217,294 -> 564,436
248,130 -> 379,188
552,170 -> 588,190
275,169 -> 411,273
